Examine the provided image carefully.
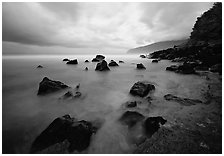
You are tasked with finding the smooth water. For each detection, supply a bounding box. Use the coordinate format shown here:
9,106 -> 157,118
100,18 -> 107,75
2,54 -> 207,153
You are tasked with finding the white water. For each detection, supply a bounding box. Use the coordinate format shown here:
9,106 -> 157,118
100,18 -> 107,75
2,54 -> 208,153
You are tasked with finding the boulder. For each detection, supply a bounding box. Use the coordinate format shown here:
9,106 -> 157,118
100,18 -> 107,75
85,67 -> 88,71
144,116 -> 167,136
66,59 -> 78,65
108,61 -> 119,67
95,60 -> 110,71
152,60 -> 158,63
137,63 -> 146,69
37,65 -> 43,68
119,61 -> 124,63
164,94 -> 202,106
84,60 -> 89,63
125,101 -> 137,108
92,58 -> 100,62
140,55 -> 146,58
119,111 -> 145,128
63,58 -> 70,62
130,81 -> 155,97
37,77 -> 69,95
31,115 -> 98,153
95,55 -> 105,60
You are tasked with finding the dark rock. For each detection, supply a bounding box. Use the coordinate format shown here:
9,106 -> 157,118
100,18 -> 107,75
95,55 -> 105,60
74,91 -> 82,98
177,63 -> 196,74
152,59 -> 158,63
137,63 -> 146,69
84,60 -> 89,63
126,101 -> 137,108
144,116 -> 167,136
85,67 -> 88,71
63,58 -> 70,61
108,61 -> 119,67
194,65 -> 209,71
92,58 -> 100,62
31,115 -> 98,153
37,65 -> 43,68
119,111 -> 145,128
66,59 -> 78,65
130,81 -> 155,97
76,84 -> 80,89
166,65 -> 179,71
209,64 -> 222,74
37,77 -> 69,95
140,55 -> 146,58
164,94 -> 202,106
95,60 -> 110,71
119,61 -> 124,63
63,91 -> 73,99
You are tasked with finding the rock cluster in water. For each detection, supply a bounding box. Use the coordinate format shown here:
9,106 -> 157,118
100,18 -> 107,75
66,59 -> 78,65
130,81 -> 155,97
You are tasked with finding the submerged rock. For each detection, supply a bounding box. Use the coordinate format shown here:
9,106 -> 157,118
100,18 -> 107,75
137,63 -> 146,69
119,60 -> 124,63
108,61 -> 119,67
63,58 -> 70,61
37,77 -> 69,95
30,115 -> 98,153
66,59 -> 78,65
62,91 -> 73,99
119,111 -> 145,128
125,101 -> 137,108
37,65 -> 43,68
95,60 -> 110,71
140,55 -> 146,58
152,59 -> 158,63
74,91 -> 82,98
164,94 -> 202,106
84,60 -> 89,63
130,81 -> 155,97
144,116 -> 167,136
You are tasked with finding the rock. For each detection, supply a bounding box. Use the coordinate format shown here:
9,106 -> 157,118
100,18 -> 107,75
144,116 -> 167,136
63,58 -> 70,61
164,94 -> 202,106
37,77 -> 69,95
95,55 -> 105,60
130,81 -> 155,97
152,59 -> 158,63
62,91 -> 73,99
194,65 -> 209,71
166,65 -> 179,71
66,59 -> 78,65
140,55 -> 146,58
74,91 -> 81,98
119,61 -> 124,63
92,58 -> 100,62
125,101 -> 137,108
76,84 -> 80,89
95,60 -> 110,71
85,67 -> 88,71
209,64 -> 221,74
37,65 -> 43,68
137,63 -> 146,69
31,115 -> 98,153
84,60 -> 89,63
177,64 -> 195,74
119,111 -> 145,128
108,61 -> 119,67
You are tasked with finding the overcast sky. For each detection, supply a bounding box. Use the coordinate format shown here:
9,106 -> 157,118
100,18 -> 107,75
3,2 -> 213,55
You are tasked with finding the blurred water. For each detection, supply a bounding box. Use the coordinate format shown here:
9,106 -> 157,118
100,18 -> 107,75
2,54 -> 208,153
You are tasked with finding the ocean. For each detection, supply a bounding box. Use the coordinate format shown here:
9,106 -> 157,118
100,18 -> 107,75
2,54 -> 208,153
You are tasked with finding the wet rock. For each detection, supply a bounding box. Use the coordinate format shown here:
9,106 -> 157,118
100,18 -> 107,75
85,67 -> 88,71
37,65 -> 43,68
194,65 -> 209,71
31,115 -> 98,153
63,58 -> 70,61
152,59 -> 158,63
130,81 -> 155,97
76,84 -> 80,89
164,94 -> 202,106
137,63 -> 146,70
209,64 -> 221,74
140,55 -> 146,58
95,60 -> 110,71
177,63 -> 196,74
66,59 -> 78,65
74,91 -> 82,98
84,60 -> 89,63
119,111 -> 145,128
166,65 -> 179,71
125,101 -> 137,108
95,55 -> 105,60
92,58 -> 100,62
119,60 -> 124,63
63,91 -> 73,99
144,116 -> 167,136
37,77 -> 69,95
108,61 -> 119,67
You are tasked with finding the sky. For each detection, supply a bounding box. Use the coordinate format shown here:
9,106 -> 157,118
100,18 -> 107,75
2,2 -> 213,55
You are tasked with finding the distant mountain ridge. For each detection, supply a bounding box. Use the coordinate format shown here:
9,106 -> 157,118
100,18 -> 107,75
127,39 -> 188,54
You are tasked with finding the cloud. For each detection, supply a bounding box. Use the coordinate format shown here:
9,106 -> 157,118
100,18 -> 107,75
2,2 -> 213,54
